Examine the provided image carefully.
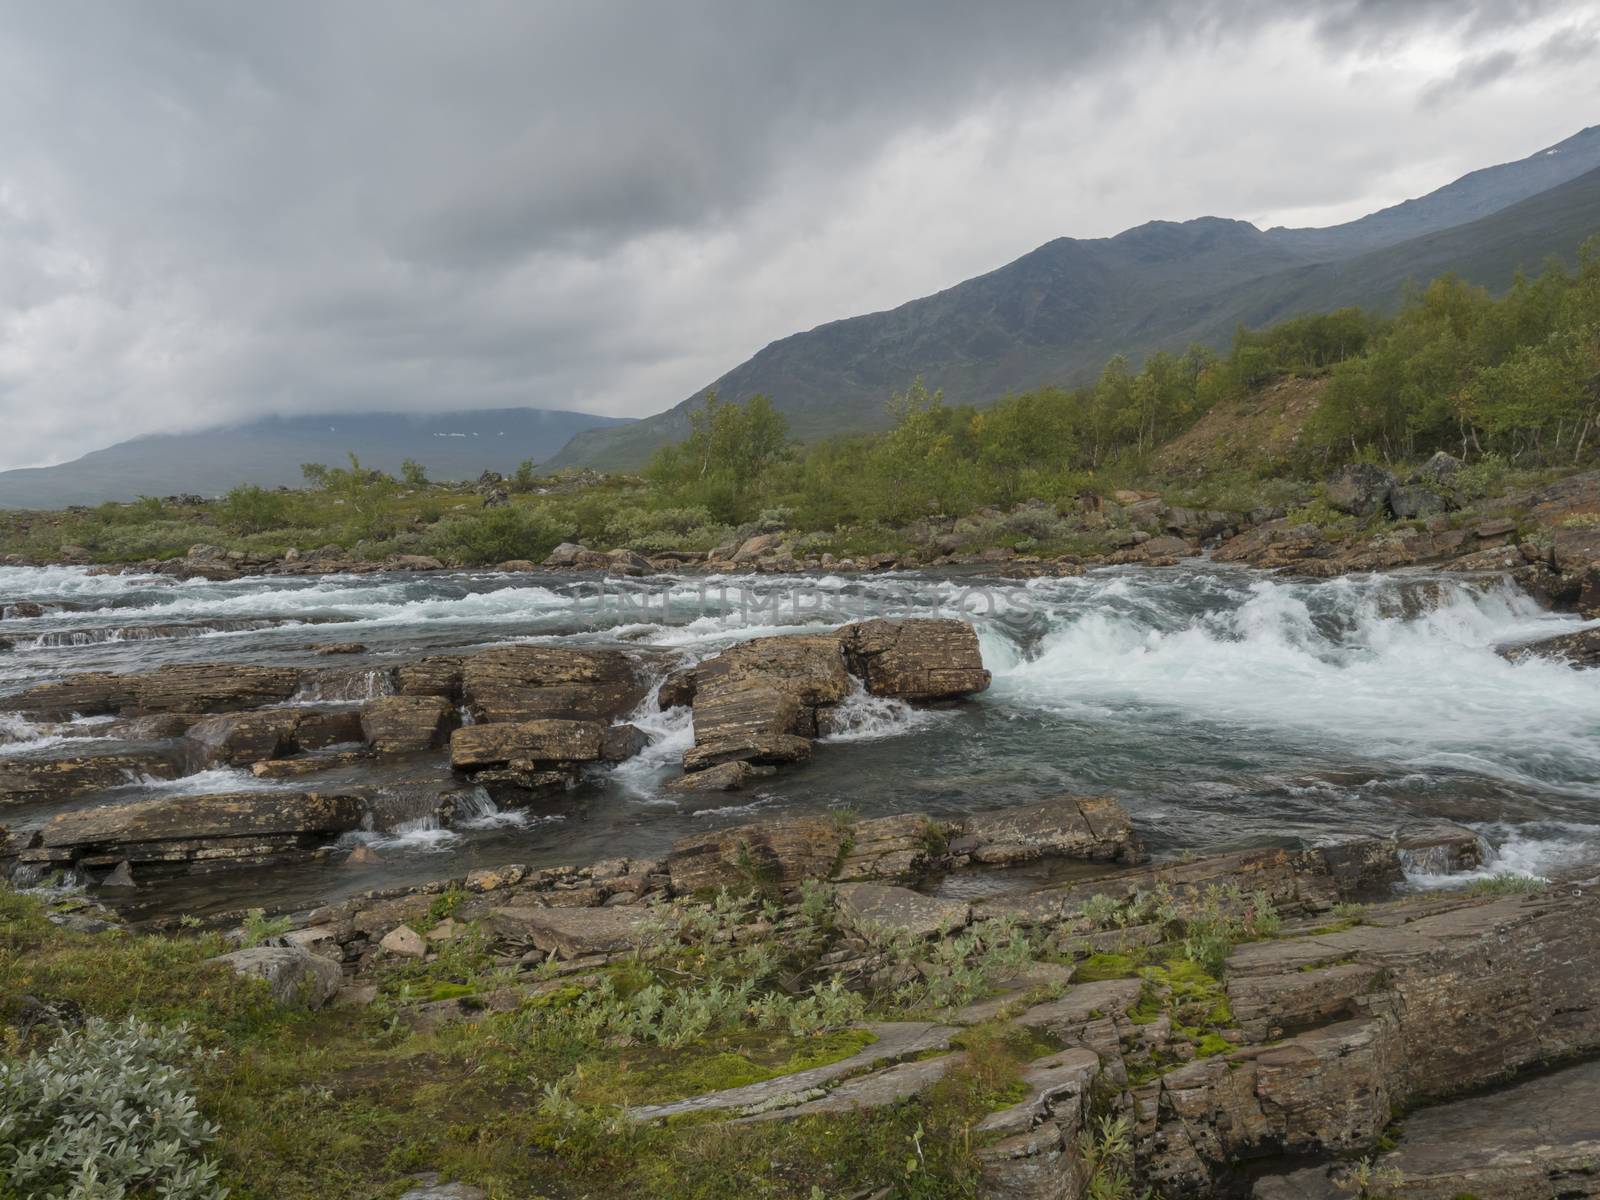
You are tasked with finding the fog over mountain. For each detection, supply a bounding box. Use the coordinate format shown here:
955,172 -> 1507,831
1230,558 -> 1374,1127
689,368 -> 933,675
1,0 -> 1598,482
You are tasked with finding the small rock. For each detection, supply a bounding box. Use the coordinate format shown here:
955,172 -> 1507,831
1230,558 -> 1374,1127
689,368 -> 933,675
380,924 -> 429,959
346,843 -> 384,866
98,860 -> 138,890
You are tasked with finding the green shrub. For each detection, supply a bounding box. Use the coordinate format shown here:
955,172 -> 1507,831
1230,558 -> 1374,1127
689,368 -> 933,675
424,504 -> 571,564
0,1016 -> 225,1199
220,485 -> 293,535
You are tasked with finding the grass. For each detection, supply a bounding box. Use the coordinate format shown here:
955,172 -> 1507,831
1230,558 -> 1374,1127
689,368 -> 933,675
0,886 -> 1046,1199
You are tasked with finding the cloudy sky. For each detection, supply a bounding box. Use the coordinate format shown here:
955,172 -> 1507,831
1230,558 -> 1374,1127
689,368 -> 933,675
0,1 -> 1595,471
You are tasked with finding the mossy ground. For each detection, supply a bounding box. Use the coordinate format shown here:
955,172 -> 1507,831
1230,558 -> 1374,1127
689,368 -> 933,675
0,888 -> 1026,1199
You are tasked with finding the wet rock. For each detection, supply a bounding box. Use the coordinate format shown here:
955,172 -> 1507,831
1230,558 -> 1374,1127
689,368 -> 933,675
839,618 -> 991,701
399,1176 -> 486,1200
183,710 -> 303,769
607,548 -> 654,576
1499,625 -> 1600,668
599,722 -> 648,762
395,655 -> 465,699
661,759 -> 774,793
542,542 -> 587,567
667,815 -> 845,895
1397,822 -> 1488,876
0,750 -> 180,806
1325,462 -> 1396,518
361,695 -> 456,754
460,645 -> 650,724
345,843 -> 384,866
656,666 -> 697,709
6,663 -> 304,720
210,945 -> 343,1009
313,642 -> 367,655
953,794 -> 1145,867
488,904 -> 650,958
682,687 -> 813,771
387,555 -> 445,571
450,719 -> 606,769
97,860 -> 137,890
834,883 -> 970,938
25,791 -> 364,877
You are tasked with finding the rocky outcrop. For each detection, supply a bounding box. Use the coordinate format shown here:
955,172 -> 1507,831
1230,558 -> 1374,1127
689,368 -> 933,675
664,794 -> 1143,896
7,663 -> 305,720
18,791 -> 364,879
672,619 -> 988,785
451,719 -> 606,769
0,749 -> 179,807
1499,624 -> 1600,667
1325,463 -> 1396,517
839,618 -> 990,702
458,645 -> 652,724
360,695 -> 457,754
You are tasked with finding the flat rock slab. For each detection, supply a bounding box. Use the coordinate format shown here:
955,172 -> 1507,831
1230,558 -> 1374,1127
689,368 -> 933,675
488,904 -> 650,958
628,1021 -> 958,1122
1377,1057 -> 1600,1196
976,1046 -> 1100,1136
735,1051 -> 965,1123
834,882 -> 971,938
38,791 -> 365,848
450,719 -> 605,769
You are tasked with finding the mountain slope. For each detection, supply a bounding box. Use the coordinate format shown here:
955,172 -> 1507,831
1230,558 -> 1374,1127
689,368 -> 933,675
549,127 -> 1600,472
0,409 -> 634,509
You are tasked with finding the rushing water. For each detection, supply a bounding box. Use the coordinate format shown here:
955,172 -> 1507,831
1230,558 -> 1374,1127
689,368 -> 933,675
2,562 -> 1597,918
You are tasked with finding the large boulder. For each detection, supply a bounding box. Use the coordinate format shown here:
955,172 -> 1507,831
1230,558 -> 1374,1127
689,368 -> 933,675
1324,463 -> 1397,518
460,645 -> 650,724
361,695 -> 456,754
839,618 -> 991,701
22,791 -> 365,878
1387,483 -> 1449,520
183,710 -> 303,769
487,904 -> 651,958
209,945 -> 343,1009
450,719 -> 606,769
0,750 -> 180,807
6,663 -> 304,720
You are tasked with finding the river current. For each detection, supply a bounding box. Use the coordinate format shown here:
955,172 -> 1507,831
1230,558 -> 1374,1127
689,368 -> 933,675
2,562 -> 1597,918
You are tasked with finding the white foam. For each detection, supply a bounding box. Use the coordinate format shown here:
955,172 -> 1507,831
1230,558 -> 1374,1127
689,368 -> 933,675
819,680 -> 953,743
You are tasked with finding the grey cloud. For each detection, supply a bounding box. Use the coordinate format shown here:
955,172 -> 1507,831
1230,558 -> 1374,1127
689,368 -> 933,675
0,0 -> 1592,470
1419,48 -> 1521,108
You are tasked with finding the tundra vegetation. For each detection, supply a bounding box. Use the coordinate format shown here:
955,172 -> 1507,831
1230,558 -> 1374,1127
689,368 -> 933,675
3,244 -> 1597,566
0,870 -> 1274,1199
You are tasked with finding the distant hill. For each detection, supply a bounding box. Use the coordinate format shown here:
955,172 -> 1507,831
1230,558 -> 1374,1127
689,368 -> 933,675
548,126 -> 1600,471
0,409 -> 634,509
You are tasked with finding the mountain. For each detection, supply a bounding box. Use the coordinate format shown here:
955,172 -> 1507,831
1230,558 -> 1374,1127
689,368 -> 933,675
548,126 -> 1600,471
0,408 -> 634,509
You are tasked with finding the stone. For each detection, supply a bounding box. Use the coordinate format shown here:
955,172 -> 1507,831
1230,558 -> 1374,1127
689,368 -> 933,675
346,843 -> 384,865
460,645 -> 650,724
487,905 -> 649,958
542,542 -> 587,567
607,548 -> 654,576
379,924 -> 429,959
6,663 -> 304,720
1387,483 -> 1449,519
1396,822 -> 1487,876
666,816 -> 844,895
656,666 -> 697,709
450,719 -> 606,769
627,1022 -> 957,1122
395,655 -> 466,699
839,618 -> 991,701
361,694 -> 456,754
183,710 -> 302,769
661,760 -> 774,793
1417,450 -> 1463,485
1499,625 -> 1600,668
1324,462 -> 1396,518
26,791 -> 364,877
98,859 -> 138,889
0,750 -> 180,807
834,883 -> 971,938
955,794 -> 1143,866
209,946 -> 343,1009
599,722 -> 648,762
399,1175 -> 486,1200
732,533 -> 782,563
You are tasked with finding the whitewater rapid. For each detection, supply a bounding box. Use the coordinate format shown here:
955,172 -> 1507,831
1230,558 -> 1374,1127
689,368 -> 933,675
4,561 -> 1598,909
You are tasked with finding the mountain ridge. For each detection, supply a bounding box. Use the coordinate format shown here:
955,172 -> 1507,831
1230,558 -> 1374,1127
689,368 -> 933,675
0,408 -> 633,509
547,126 -> 1600,471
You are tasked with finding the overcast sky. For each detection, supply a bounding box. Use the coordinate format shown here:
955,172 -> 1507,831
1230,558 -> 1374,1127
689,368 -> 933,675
0,1 -> 1596,471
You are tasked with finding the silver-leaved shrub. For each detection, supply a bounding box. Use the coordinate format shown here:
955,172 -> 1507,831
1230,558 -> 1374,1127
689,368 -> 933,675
0,1015 -> 226,1200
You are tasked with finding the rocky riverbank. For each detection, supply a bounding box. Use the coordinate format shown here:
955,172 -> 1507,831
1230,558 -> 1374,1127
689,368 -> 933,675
8,788 -> 1595,1199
